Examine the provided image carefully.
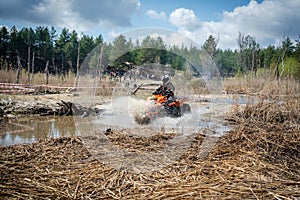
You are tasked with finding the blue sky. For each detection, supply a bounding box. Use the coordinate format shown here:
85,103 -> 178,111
0,0 -> 299,49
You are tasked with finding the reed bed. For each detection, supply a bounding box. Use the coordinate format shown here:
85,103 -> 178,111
0,70 -> 76,85
104,129 -> 177,152
1,95 -> 300,199
224,76 -> 300,99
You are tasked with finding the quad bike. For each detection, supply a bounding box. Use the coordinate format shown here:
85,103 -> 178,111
135,87 -> 191,125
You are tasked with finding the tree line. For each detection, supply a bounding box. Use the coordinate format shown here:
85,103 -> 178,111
0,25 -> 299,80
0,26 -> 102,75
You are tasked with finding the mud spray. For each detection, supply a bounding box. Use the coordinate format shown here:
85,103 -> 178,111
93,96 -> 229,137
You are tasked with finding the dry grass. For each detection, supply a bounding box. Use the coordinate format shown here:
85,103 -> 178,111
0,70 -> 75,85
189,78 -> 209,94
0,70 -> 118,96
224,74 -> 300,98
95,80 -> 116,96
1,95 -> 299,199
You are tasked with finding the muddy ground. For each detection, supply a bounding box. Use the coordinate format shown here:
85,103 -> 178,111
0,93 -> 110,121
0,90 -> 299,199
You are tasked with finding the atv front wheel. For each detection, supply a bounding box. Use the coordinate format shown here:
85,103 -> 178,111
181,103 -> 191,114
135,114 -> 151,125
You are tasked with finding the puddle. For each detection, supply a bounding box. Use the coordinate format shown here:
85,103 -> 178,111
0,116 -> 78,146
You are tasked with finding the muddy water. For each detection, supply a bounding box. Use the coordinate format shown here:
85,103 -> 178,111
0,95 -> 255,147
0,116 -> 78,146
87,95 -> 251,137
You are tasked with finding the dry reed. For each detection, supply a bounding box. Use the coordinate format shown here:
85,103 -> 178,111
0,70 -> 75,85
224,76 -> 300,99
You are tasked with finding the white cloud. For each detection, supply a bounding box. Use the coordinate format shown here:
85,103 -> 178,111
169,8 -> 202,32
30,0 -> 90,32
106,28 -> 197,50
0,0 -> 141,33
108,30 -> 123,39
169,0 -> 300,49
156,30 -> 195,48
147,10 -> 167,20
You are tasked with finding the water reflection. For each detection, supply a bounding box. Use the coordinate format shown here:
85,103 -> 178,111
0,116 -> 78,146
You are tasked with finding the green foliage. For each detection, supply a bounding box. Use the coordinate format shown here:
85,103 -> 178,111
135,36 -> 167,65
0,26 -> 103,75
259,45 -> 276,68
236,33 -> 260,73
202,35 -> 217,60
215,49 -> 236,76
235,67 -> 244,78
280,57 -> 300,79
109,34 -> 133,68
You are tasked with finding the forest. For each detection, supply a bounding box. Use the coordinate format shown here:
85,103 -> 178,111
0,25 -> 299,80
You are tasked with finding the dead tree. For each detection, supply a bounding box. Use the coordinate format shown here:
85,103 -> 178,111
61,53 -> 64,84
15,54 -> 22,84
44,60 -> 49,84
27,46 -> 31,83
31,52 -> 35,84
75,39 -> 81,88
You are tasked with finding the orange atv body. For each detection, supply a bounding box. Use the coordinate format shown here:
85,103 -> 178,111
148,94 -> 188,106
148,94 -> 167,104
143,94 -> 191,123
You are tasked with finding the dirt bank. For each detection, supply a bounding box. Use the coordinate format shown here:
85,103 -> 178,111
0,93 -> 109,119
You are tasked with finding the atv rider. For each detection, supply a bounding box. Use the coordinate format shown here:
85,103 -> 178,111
152,75 -> 181,117
152,75 -> 174,95
152,75 -> 175,100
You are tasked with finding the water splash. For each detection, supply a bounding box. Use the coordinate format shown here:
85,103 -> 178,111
92,96 -> 230,137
